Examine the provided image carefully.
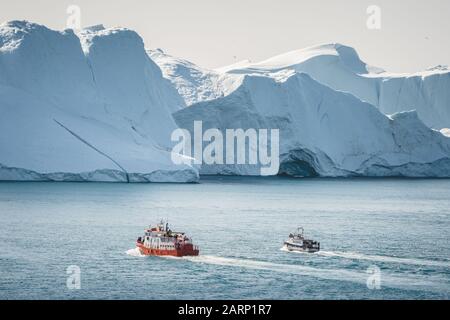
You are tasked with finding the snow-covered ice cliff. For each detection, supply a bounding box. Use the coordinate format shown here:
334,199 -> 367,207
219,43 -> 450,130
173,72 -> 450,177
152,44 -> 450,130
0,21 -> 198,182
148,49 -> 242,106
1,21 -> 449,180
151,45 -> 450,177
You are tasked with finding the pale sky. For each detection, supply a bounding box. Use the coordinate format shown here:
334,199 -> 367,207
1,0 -> 449,73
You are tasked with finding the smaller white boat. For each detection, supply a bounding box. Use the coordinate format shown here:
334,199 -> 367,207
283,227 -> 320,253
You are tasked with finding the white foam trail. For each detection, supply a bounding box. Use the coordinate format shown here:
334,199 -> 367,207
280,246 -> 310,255
315,250 -> 450,268
280,247 -> 450,268
125,249 -> 448,293
125,248 -> 145,257
183,255 -> 449,293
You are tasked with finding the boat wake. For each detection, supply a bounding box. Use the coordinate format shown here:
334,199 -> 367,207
182,255 -> 448,293
125,249 -> 449,293
315,250 -> 450,268
125,248 -> 145,257
281,247 -> 450,268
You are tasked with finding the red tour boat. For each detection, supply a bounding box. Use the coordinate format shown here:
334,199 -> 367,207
136,221 -> 199,257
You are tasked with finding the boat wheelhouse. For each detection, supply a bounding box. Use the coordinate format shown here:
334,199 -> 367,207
136,221 -> 199,257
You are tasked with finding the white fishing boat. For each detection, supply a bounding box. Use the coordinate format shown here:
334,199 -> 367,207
283,227 -> 320,253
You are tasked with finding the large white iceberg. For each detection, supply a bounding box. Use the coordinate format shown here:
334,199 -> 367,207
173,72 -> 450,177
150,46 -> 450,177
0,21 -> 198,182
152,44 -> 450,130
219,43 -> 450,130
148,49 -> 242,106
1,21 -> 448,181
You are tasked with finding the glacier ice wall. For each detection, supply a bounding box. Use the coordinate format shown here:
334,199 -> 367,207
0,21 -> 198,182
173,72 -> 450,177
219,43 -> 450,130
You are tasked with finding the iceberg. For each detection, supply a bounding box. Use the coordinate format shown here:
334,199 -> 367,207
150,46 -> 450,177
219,43 -> 450,130
173,72 -> 450,177
1,21 -> 448,181
148,49 -> 242,106
152,44 -> 450,130
0,21 -> 198,182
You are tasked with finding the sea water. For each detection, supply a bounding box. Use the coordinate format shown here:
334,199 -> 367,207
0,177 -> 449,299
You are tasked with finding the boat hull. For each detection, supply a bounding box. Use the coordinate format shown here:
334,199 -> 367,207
137,242 -> 199,257
283,242 -> 320,253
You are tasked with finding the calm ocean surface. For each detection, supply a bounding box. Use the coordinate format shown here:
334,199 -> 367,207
0,177 -> 449,299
